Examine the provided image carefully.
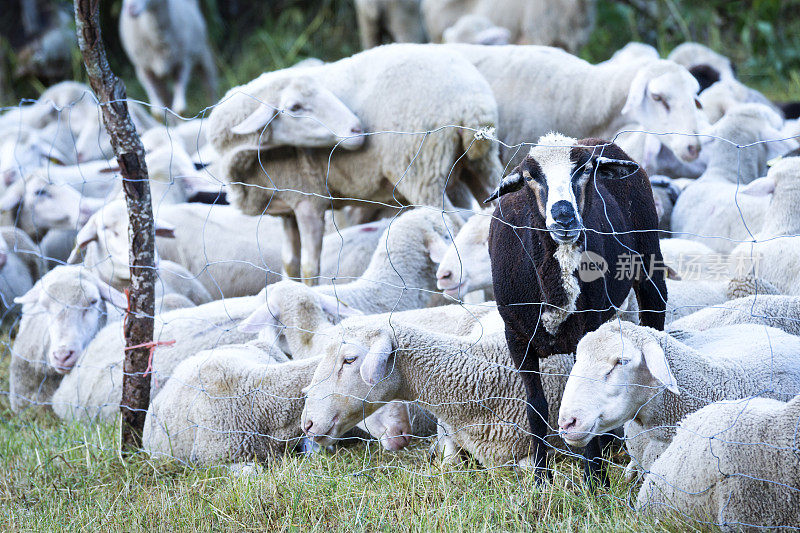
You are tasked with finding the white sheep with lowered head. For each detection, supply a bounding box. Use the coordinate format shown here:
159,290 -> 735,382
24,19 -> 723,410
119,0 -> 217,114
668,294 -> 800,335
698,77 -> 783,125
447,44 -> 704,167
354,0 -> 426,49
207,44 -> 502,283
636,394 -> 800,531
557,321 -> 800,476
667,42 -> 736,82
434,207 -> 493,300
300,316 -> 577,468
143,347 -> 422,464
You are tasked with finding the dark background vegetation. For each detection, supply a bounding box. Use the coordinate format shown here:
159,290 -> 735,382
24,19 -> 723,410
1,0 -> 799,110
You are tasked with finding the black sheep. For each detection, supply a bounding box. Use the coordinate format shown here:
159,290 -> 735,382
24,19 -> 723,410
486,134 -> 667,483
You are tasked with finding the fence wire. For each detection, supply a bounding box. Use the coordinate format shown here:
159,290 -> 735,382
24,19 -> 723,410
1,85 -> 799,530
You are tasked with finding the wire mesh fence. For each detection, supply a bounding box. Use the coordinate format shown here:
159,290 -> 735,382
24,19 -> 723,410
0,78 -> 799,530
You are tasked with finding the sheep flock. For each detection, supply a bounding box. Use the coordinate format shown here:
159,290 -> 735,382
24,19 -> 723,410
3,0 -> 800,530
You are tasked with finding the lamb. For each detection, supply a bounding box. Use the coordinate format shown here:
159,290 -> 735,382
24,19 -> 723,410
8,265 -> 127,412
50,293 -> 267,421
446,44 -> 703,167
671,104 -> 796,253
143,348 -> 420,464
207,44 -> 502,283
637,395 -> 800,531
441,15 -> 511,46
119,0 -> 217,114
557,321 -> 800,477
728,156 -> 800,295
486,134 -> 667,480
422,0 -> 596,53
300,317 -> 577,467
667,42 -> 736,82
68,200 -> 213,306
354,0 -> 426,49
0,226 -> 45,314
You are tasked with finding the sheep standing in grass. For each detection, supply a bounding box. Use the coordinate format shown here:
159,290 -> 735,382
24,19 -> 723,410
354,0 -> 426,49
558,321 -> 800,476
447,45 -> 703,167
637,394 -> 800,530
208,44 -> 502,283
487,134 -> 667,481
119,0 -> 217,114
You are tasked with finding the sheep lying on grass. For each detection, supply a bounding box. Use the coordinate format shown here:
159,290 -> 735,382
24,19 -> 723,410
637,394 -> 800,531
558,321 -> 800,477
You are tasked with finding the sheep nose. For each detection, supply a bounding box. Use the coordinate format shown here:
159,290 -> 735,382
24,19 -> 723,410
438,269 -> 452,281
552,201 -> 577,226
558,416 -> 577,433
303,419 -> 314,434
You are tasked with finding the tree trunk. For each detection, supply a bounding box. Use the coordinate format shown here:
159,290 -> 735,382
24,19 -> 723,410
74,0 -> 155,455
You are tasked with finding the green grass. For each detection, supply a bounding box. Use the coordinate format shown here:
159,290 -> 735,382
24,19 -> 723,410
0,337 -> 704,532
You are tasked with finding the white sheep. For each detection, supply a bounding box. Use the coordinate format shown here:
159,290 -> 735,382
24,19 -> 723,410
698,78 -> 783,124
442,15 -> 511,46
143,348 -> 421,464
664,276 -> 780,322
50,292 -> 266,421
637,394 -> 800,530
422,0 -> 596,53
557,321 -> 800,476
669,294 -> 800,335
8,265 -> 127,412
119,0 -> 217,114
207,44 -> 502,283
728,156 -> 800,295
671,104 -> 796,253
446,44 -> 703,167
68,200 -> 213,306
601,42 -> 660,66
0,226 -> 45,314
300,316 -> 576,467
354,0 -> 426,49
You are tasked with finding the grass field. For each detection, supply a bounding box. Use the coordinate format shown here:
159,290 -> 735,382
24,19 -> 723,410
0,337 -> 704,532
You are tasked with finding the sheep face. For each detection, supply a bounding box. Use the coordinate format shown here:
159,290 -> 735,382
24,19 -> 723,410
558,323 -> 678,448
0,174 -> 98,232
486,133 -> 641,245
622,61 -> 702,163
435,211 -> 492,297
230,77 -> 365,151
0,130 -> 67,186
301,327 -> 402,447
14,266 -> 127,373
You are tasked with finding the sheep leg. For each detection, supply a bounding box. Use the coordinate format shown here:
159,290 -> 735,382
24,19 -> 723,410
138,67 -> 169,116
633,254 -> 668,330
294,200 -> 325,286
171,60 -> 193,115
581,436 -> 610,489
281,215 -> 301,280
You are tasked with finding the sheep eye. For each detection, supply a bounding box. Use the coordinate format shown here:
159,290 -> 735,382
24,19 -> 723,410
34,189 -> 49,197
288,103 -> 303,113
651,94 -> 663,102
343,355 -> 357,365
695,98 -> 703,110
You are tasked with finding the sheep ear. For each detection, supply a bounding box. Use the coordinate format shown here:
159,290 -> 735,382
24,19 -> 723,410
360,334 -> 395,386
230,104 -> 277,137
474,27 -> 511,46
621,70 -> 649,116
239,304 -> 280,333
484,172 -> 523,203
739,176 -> 776,197
316,292 -> 363,320
641,341 -> 679,395
67,218 -> 99,263
98,280 -> 128,310
594,156 -> 640,176
425,234 -> 449,264
14,282 -> 41,306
